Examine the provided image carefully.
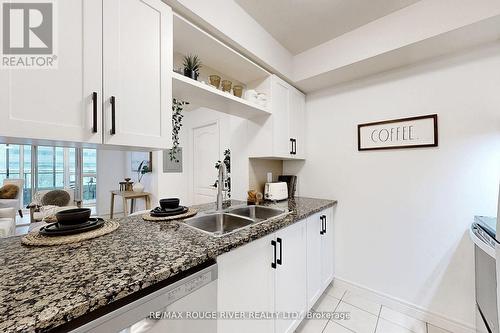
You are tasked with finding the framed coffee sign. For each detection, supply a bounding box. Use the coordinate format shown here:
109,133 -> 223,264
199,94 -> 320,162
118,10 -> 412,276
358,114 -> 438,151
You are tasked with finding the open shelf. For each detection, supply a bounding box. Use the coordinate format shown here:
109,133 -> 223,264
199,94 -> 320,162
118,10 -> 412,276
172,72 -> 271,119
173,13 -> 270,84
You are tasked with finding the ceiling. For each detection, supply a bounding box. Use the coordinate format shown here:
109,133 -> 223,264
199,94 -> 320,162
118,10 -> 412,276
235,0 -> 421,55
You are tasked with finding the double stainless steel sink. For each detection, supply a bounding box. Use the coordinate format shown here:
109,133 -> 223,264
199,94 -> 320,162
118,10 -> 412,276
184,205 -> 289,237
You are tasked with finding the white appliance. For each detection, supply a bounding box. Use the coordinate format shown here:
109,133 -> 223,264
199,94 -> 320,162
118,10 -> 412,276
471,183 -> 500,333
71,264 -> 217,333
264,182 -> 288,201
471,217 -> 498,333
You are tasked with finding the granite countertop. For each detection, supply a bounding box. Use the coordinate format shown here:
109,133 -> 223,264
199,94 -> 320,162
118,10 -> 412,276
0,197 -> 336,332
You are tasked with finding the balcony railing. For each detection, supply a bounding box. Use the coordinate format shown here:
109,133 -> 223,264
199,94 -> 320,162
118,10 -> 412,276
0,172 -> 96,206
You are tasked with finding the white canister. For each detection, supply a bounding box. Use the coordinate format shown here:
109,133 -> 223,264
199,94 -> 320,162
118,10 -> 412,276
245,89 -> 258,103
257,93 -> 267,107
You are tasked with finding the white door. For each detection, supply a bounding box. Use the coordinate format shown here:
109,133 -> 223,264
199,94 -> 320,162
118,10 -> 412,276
103,0 -> 172,149
218,234 -> 276,333
289,89 -> 306,159
275,220 -> 307,333
0,0 -> 102,144
192,122 -> 219,204
306,213 -> 323,309
321,208 -> 335,289
271,77 -> 290,158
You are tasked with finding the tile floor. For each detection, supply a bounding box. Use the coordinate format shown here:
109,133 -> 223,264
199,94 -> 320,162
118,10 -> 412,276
295,284 -> 452,333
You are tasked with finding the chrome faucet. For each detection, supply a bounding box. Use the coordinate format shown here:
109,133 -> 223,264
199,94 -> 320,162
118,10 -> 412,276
216,163 -> 228,211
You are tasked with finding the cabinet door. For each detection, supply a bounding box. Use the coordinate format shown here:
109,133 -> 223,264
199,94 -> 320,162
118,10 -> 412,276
306,213 -> 323,309
0,0 -> 102,144
217,234 -> 275,333
271,77 -> 290,157
103,0 -> 172,149
275,220 -> 307,333
321,208 -> 335,289
289,88 -> 306,159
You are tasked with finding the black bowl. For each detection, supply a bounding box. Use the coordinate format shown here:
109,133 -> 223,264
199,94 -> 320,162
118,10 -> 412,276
56,208 -> 91,225
159,198 -> 180,209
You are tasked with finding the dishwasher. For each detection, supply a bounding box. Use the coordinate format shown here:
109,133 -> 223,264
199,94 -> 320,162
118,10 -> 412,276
70,264 -> 217,333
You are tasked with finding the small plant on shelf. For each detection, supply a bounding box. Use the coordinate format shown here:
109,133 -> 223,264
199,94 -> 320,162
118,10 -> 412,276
183,54 -> 202,80
170,98 -> 189,162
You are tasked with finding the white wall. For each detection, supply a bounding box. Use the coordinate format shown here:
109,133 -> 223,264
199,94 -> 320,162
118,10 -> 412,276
284,43 -> 500,328
124,152 -> 157,212
96,150 -> 127,216
156,107 -> 249,207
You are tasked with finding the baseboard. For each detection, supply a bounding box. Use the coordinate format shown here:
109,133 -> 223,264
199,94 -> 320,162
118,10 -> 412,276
333,276 -> 476,333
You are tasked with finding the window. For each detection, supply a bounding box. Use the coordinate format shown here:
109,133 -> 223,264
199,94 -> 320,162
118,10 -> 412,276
0,144 -> 97,207
82,149 -> 97,205
0,144 -> 32,205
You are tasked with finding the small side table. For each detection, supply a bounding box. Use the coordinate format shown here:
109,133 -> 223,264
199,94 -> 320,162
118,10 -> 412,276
110,191 -> 152,219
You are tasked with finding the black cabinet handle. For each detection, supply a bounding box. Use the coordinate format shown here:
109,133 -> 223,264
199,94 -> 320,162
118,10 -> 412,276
323,215 -> 327,234
92,92 -> 98,133
320,216 -> 325,235
271,240 -> 277,269
110,96 -> 116,135
277,238 -> 283,265
289,138 -> 296,155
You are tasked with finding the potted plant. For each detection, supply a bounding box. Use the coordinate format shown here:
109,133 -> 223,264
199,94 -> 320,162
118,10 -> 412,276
169,98 -> 189,162
133,160 -> 151,192
183,54 -> 202,80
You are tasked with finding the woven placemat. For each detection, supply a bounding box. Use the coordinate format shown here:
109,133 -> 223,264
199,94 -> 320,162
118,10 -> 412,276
142,208 -> 197,222
21,220 -> 120,246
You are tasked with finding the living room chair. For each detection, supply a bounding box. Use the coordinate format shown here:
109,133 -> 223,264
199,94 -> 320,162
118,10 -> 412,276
28,188 -> 82,223
0,179 -> 24,218
0,207 -> 16,238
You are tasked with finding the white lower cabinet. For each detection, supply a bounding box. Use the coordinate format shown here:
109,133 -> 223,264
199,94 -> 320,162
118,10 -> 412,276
321,208 -> 335,289
217,233 -> 275,333
307,208 -> 335,309
218,208 -> 333,333
275,221 -> 307,333
306,212 -> 323,309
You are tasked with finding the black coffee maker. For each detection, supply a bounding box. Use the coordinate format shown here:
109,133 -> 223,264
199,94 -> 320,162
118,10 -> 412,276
278,175 -> 297,198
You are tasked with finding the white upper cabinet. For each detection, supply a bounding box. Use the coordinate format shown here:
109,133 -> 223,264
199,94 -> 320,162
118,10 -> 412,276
271,78 -> 291,157
248,75 -> 306,160
103,0 -> 172,149
0,0 -> 172,150
0,0 -> 102,145
289,88 -> 306,159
